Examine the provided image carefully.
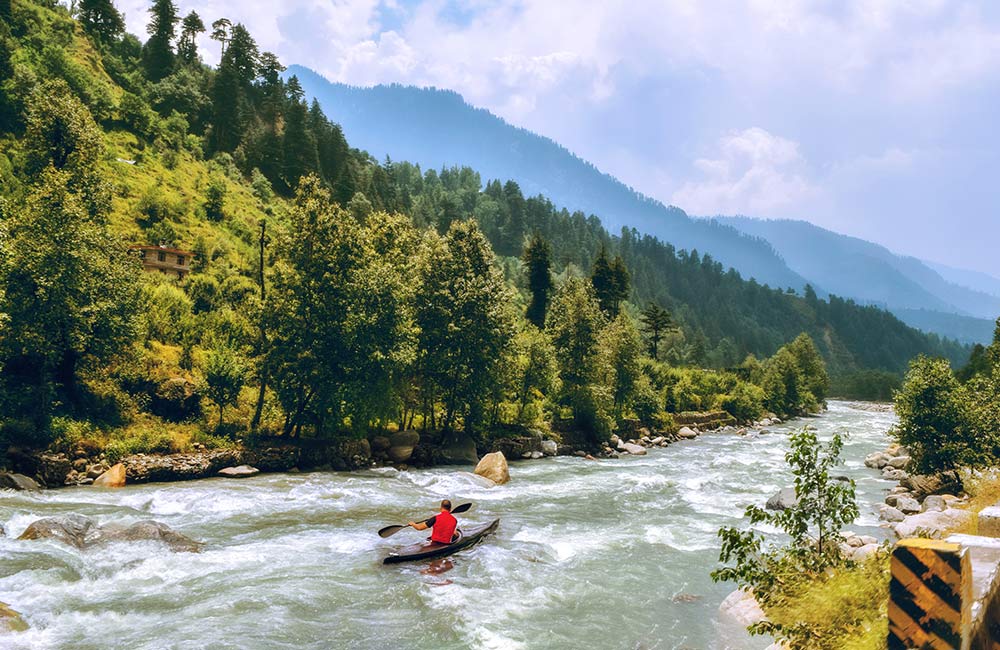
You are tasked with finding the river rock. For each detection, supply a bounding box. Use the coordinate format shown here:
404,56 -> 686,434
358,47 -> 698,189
895,509 -> 972,539
864,452 -> 891,469
19,514 -> 200,551
474,452 -> 509,485
677,427 -> 698,440
921,495 -> 947,513
18,514 -> 104,548
881,468 -> 908,481
529,451 -> 543,460
93,463 -> 126,488
622,443 -> 647,455
766,487 -> 798,511
540,440 -> 558,456
902,472 -> 963,499
893,496 -> 921,514
718,589 -> 765,626
440,433 -> 479,465
0,602 -> 28,632
0,472 -> 41,491
0,523 -> 5,537
101,521 -> 202,552
387,430 -> 420,464
878,505 -> 906,522
86,464 -> 106,479
123,449 -> 243,483
887,456 -> 910,469
371,436 -> 391,453
217,465 -> 259,478
852,543 -> 881,561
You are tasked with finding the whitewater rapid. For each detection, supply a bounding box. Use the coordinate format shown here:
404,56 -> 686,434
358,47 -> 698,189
0,401 -> 897,649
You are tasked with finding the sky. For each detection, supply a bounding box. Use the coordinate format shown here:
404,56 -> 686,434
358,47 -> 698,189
116,0 -> 1000,276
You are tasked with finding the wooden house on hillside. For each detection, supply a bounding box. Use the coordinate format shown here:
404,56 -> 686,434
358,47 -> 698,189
132,245 -> 194,279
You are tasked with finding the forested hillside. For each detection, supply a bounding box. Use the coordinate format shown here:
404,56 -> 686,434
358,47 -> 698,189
0,0 -> 969,455
288,66 -> 810,292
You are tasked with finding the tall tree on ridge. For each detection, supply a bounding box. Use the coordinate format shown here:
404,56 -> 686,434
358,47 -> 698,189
176,11 -> 205,64
522,232 -> 554,328
78,0 -> 125,43
591,245 -> 630,316
142,0 -> 179,81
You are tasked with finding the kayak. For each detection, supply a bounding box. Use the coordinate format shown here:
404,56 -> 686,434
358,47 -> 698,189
383,519 -> 500,565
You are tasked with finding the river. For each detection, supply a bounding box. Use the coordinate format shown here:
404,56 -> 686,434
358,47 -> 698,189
0,401 -> 896,650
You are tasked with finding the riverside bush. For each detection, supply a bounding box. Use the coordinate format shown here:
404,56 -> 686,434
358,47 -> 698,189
713,427 -> 859,644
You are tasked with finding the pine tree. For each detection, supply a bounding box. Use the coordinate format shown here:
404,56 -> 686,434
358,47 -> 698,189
142,0 -> 179,82
0,0 -> 10,23
640,302 -> 675,360
78,0 -> 125,43
591,246 -> 630,316
176,11 -> 205,64
522,232 -> 553,328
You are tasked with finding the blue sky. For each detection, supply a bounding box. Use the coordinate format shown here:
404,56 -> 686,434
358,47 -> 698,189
117,0 -> 1000,275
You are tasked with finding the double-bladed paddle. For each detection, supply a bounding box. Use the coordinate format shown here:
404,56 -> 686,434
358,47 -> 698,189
378,502 -> 473,538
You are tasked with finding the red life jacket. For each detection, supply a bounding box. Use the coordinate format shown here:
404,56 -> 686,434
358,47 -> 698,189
430,509 -> 458,544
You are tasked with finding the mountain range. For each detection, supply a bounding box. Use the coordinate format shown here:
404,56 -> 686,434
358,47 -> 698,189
291,65 -> 998,345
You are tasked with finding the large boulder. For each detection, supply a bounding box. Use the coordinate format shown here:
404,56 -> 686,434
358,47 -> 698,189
895,508 -> 972,539
766,487 -> 798,511
93,463 -> 126,488
0,472 -> 41,491
474,451 -> 509,485
887,456 -> 910,470
387,430 -> 420,464
0,602 -> 28,632
622,442 -> 647,455
864,452 -> 891,469
37,452 -> 72,487
440,433 -> 479,465
217,465 -> 259,478
879,505 -> 906,522
540,440 -> 558,456
123,449 -> 243,483
677,427 -> 698,440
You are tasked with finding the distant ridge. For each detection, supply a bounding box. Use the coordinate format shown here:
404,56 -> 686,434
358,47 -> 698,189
715,216 -> 999,344
288,65 -> 810,291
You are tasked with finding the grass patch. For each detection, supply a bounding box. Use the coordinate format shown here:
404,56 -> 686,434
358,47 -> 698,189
764,557 -> 890,650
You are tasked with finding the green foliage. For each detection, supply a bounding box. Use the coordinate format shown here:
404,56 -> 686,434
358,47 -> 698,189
176,11 -> 204,65
893,355 -> 1000,473
416,219 -> 515,432
830,369 -> 901,401
713,428 -> 860,644
204,176 -> 226,221
591,245 -> 630,316
203,345 -> 246,429
512,324 -> 559,425
602,312 -> 643,419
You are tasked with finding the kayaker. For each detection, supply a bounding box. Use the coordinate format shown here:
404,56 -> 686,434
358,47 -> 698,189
408,499 -> 458,544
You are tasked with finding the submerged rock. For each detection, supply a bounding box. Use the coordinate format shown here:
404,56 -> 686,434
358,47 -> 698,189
18,514 -> 201,552
474,452 -> 509,485
0,472 -> 41,491
0,602 -> 28,632
18,514 -> 104,548
217,465 -> 260,478
93,463 -> 126,488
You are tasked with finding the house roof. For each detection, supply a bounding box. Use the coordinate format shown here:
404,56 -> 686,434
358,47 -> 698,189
130,244 -> 195,256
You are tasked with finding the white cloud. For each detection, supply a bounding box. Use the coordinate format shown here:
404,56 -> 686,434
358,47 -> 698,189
670,128 -> 819,216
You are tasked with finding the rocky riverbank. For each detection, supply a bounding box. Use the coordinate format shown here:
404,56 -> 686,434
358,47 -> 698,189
0,411 -> 784,492
864,445 -> 971,538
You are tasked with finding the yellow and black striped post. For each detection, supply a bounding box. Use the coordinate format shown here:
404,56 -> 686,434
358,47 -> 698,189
889,538 -> 970,650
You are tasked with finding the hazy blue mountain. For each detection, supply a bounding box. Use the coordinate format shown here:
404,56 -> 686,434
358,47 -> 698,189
716,216 -> 999,343
288,65 -> 809,291
924,260 -> 1000,302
